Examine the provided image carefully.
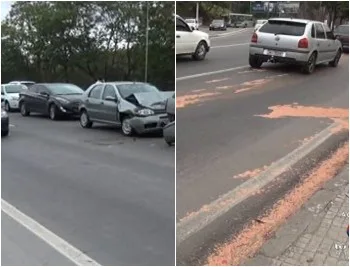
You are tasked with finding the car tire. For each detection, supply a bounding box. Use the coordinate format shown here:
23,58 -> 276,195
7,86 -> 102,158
80,110 -> 93,128
20,102 -> 30,116
302,52 -> 317,74
249,55 -> 263,68
49,104 -> 59,120
4,101 -> 11,112
192,41 -> 208,61
329,49 -> 342,67
1,130 -> 9,137
121,116 -> 134,136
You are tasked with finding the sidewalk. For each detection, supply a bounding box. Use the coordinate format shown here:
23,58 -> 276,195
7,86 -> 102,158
245,165 -> 349,266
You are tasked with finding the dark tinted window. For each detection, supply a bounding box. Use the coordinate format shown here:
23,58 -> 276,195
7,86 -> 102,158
324,25 -> 334,40
117,83 -> 159,98
46,84 -> 83,95
1,86 -> 4,94
315,24 -> 325,39
5,85 -> 23,93
259,20 -> 306,36
89,85 -> 103,99
176,18 -> 189,31
102,85 -> 116,99
311,24 -> 315,38
334,25 -> 349,35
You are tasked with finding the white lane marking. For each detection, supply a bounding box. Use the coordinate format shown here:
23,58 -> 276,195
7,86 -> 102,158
176,65 -> 249,81
2,199 -> 101,266
211,43 -> 249,49
9,124 -> 15,127
177,121 -> 343,245
211,28 -> 253,39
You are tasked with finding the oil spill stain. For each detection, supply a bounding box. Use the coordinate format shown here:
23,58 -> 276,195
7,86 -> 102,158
206,142 -> 349,266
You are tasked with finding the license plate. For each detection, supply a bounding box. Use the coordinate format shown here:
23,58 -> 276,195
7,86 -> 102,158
263,49 -> 286,57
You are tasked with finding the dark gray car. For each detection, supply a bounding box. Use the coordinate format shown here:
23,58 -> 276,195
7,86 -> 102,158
163,95 -> 175,146
79,81 -> 174,136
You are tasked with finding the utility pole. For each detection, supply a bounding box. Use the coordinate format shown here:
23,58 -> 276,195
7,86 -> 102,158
145,2 -> 149,82
196,2 -> 199,24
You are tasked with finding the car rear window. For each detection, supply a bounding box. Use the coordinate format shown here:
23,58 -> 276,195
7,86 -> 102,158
259,20 -> 306,36
334,25 -> 349,35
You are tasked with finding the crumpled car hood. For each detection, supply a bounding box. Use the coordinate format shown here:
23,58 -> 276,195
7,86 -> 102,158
125,92 -> 175,110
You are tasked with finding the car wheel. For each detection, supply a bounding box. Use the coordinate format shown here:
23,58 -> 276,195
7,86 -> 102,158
49,104 -> 59,120
302,52 -> 317,74
192,41 -> 207,61
1,130 -> 9,137
249,55 -> 263,68
4,101 -> 11,112
121,117 -> 134,136
329,49 -> 342,67
20,102 -> 30,116
80,110 -> 93,128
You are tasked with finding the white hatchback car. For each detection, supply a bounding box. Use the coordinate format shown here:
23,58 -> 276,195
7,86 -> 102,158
1,84 -> 25,111
249,18 -> 343,74
176,15 -> 210,60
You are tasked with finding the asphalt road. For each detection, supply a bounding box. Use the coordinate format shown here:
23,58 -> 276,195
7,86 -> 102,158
176,32 -> 349,221
1,114 -> 175,265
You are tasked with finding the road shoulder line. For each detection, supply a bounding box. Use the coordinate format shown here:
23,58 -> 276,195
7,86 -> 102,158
176,65 -> 249,81
177,122 -> 343,245
1,199 -> 101,266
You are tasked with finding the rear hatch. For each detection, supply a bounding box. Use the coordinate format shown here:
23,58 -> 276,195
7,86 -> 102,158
257,20 -> 307,51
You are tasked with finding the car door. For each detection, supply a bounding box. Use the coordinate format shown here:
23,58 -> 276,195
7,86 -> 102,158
25,85 -> 41,111
315,23 -> 328,62
324,24 -> 338,60
101,84 -> 119,123
36,85 -> 51,113
176,17 -> 195,54
86,84 -> 104,120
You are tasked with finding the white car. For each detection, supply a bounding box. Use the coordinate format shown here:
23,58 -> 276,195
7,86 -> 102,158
254,19 -> 268,31
176,15 -> 210,60
185,18 -> 199,30
1,84 -> 25,111
9,80 -> 35,89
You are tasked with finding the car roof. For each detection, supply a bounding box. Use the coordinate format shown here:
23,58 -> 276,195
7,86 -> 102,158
268,18 -> 317,24
9,81 -> 35,83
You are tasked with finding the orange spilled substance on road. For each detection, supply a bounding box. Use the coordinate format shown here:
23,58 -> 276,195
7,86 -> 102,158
206,78 -> 230,84
233,165 -> 270,179
176,92 -> 221,108
206,142 -> 349,266
258,104 -> 348,120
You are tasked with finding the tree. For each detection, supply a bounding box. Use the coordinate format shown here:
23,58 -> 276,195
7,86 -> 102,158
1,1 -> 175,91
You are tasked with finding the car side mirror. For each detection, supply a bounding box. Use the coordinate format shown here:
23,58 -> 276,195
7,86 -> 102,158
191,26 -> 195,30
1,92 -> 4,95
40,91 -> 49,97
105,96 -> 118,102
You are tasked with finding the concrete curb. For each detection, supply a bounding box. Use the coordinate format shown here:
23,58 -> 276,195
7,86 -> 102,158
177,122 -> 345,245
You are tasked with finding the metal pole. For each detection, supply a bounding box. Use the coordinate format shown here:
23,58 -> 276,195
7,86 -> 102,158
196,2 -> 199,24
145,2 -> 149,82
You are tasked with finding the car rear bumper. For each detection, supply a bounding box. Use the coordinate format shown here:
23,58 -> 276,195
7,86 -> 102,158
249,46 -> 310,63
163,121 -> 175,144
2,117 -> 9,132
130,114 -> 169,134
8,100 -> 19,109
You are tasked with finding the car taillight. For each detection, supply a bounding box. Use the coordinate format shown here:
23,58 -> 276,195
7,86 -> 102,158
251,33 -> 258,43
298,37 -> 308,48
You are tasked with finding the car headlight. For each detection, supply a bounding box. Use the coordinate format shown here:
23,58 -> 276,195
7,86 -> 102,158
136,109 -> 154,116
1,110 -> 8,118
55,97 -> 70,104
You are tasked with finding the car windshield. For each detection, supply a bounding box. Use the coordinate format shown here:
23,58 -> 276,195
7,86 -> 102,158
259,20 -> 306,36
185,19 -> 195,23
334,25 -> 349,35
5,85 -> 23,93
46,84 -> 84,95
117,83 -> 160,99
213,20 -> 223,24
